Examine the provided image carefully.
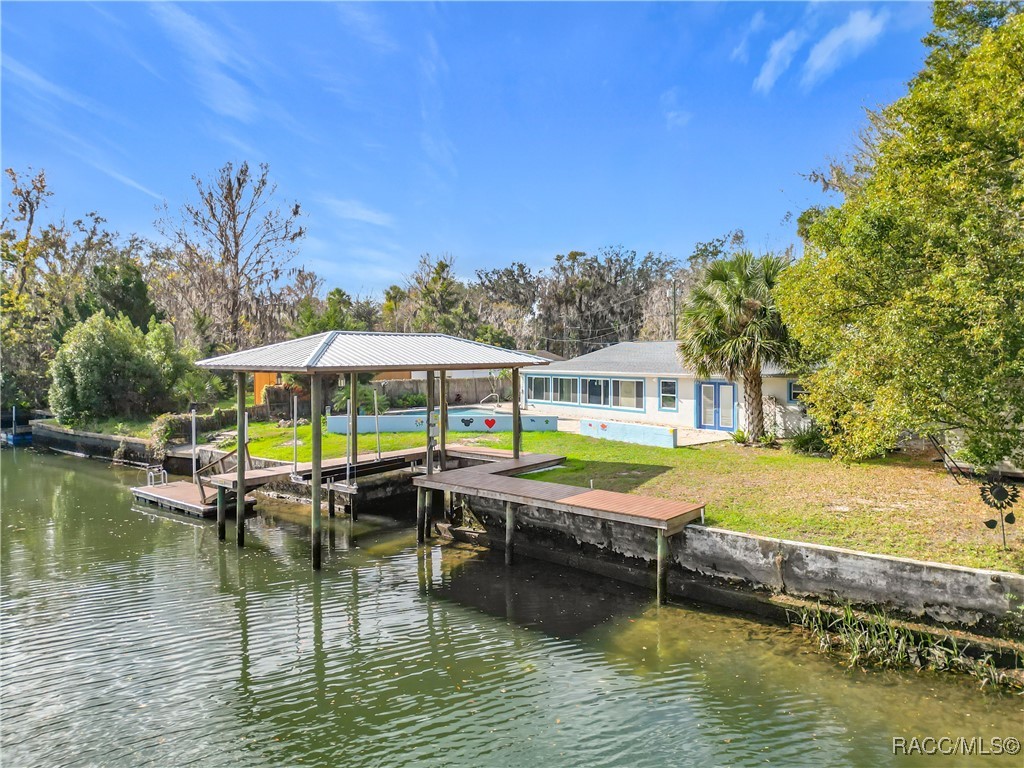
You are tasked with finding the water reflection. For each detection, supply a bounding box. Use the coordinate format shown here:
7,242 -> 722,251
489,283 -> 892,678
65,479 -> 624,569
2,450 -> 1021,768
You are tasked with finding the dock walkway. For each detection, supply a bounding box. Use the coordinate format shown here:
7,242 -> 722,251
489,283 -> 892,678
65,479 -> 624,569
413,455 -> 705,602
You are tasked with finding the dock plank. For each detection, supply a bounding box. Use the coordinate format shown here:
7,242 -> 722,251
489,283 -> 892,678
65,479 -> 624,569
415,459 -> 704,534
131,481 -> 256,518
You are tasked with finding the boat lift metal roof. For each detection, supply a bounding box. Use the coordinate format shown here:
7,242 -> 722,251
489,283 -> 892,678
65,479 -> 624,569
196,331 -> 551,373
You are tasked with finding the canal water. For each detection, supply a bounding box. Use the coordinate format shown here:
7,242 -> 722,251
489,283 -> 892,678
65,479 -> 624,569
2,449 -> 1021,767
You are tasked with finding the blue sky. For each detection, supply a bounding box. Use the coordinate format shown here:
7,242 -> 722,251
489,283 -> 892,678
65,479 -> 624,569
2,1 -> 933,296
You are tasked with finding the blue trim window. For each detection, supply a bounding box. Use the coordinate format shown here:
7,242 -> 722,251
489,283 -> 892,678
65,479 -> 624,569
581,378 -> 608,406
528,375 -> 550,402
788,380 -> 808,404
695,380 -> 737,431
551,377 -> 579,404
611,379 -> 644,409
658,379 -> 678,411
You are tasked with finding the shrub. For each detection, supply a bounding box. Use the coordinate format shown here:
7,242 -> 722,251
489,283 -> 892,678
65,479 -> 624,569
758,430 -> 779,448
393,392 -> 427,409
730,428 -> 748,444
790,421 -> 829,455
334,383 -> 388,414
48,313 -> 167,425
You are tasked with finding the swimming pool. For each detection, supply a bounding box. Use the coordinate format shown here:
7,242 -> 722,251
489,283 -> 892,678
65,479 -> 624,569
326,406 -> 558,434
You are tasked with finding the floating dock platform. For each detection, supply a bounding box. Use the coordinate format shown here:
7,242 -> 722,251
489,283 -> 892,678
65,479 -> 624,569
2,426 -> 32,447
131,480 -> 256,518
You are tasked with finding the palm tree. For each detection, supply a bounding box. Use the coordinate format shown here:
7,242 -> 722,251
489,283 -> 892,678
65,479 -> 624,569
677,251 -> 791,441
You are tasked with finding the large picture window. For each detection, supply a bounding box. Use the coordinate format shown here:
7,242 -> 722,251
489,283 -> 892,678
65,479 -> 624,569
551,377 -> 579,404
581,378 -> 608,406
528,376 -> 550,401
611,379 -> 644,409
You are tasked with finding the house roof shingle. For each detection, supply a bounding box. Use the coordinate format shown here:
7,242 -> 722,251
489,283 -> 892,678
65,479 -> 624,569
536,341 -> 790,377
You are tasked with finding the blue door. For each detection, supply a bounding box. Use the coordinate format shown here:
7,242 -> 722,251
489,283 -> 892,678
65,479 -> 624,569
697,381 -> 736,431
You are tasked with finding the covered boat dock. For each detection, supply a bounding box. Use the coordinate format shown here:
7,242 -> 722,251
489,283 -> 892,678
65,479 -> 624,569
195,331 -> 551,569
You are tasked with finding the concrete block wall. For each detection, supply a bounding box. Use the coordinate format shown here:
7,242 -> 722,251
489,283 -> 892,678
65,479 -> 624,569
463,494 -> 1024,626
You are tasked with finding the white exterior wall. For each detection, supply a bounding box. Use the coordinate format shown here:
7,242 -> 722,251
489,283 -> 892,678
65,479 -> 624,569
523,371 -> 809,437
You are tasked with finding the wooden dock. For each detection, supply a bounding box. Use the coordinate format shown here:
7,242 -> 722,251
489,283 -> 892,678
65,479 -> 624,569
131,480 -> 257,518
414,454 -> 705,603
205,446 -> 432,492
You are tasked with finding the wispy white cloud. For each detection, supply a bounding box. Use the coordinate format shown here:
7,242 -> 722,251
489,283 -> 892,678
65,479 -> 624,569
336,4 -> 397,54
151,3 -> 257,122
322,197 -> 395,228
2,55 -> 114,118
753,29 -> 806,95
21,111 -> 162,200
730,10 -> 766,64
659,87 -> 692,130
418,32 -> 457,179
801,10 -> 889,89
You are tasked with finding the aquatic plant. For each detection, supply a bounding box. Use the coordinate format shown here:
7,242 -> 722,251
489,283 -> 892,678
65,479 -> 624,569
791,602 -> 1022,690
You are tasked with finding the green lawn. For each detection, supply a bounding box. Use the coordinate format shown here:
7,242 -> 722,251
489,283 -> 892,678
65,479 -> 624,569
39,416 -> 153,439
237,424 -> 1023,573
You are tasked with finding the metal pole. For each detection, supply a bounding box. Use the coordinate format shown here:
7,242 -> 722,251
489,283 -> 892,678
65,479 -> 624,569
349,371 -> 359,522
311,374 -> 323,570
191,408 -> 197,480
512,368 -> 521,460
235,371 -> 246,548
439,370 -> 448,468
671,281 -> 678,341
292,395 -> 298,473
373,390 -> 382,461
425,370 -> 435,475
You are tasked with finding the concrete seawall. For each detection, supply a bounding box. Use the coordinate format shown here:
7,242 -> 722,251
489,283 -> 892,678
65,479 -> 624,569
462,495 -> 1024,627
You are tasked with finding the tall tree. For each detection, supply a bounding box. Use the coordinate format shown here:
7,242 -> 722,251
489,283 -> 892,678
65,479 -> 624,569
678,252 -> 792,440
778,3 -> 1024,465
408,254 -> 479,336
155,161 -> 305,350
538,247 -> 675,357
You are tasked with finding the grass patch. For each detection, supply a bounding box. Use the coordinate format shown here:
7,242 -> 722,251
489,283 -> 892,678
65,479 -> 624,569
236,424 -> 1023,572
40,416 -> 153,439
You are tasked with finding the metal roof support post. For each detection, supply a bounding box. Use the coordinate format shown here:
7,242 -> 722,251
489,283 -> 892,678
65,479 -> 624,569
235,371 -> 246,547
348,371 -> 359,521
424,370 -> 435,541
439,370 -> 448,469
512,367 -> 521,459
311,373 -> 323,570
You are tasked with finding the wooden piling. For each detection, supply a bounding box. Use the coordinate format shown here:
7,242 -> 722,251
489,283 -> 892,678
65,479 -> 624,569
424,489 -> 434,540
505,500 -> 515,566
328,487 -> 335,518
656,530 -> 669,604
416,488 -> 425,545
235,371 -> 246,547
512,369 -> 521,459
217,486 -> 226,540
311,374 -> 323,570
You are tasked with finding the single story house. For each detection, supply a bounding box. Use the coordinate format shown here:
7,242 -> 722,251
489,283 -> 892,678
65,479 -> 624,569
522,341 -> 809,436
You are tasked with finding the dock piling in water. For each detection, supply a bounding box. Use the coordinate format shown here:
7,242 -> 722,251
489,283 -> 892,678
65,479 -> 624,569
311,374 -> 323,570
217,487 -> 226,540
505,501 -> 515,565
235,371 -> 246,548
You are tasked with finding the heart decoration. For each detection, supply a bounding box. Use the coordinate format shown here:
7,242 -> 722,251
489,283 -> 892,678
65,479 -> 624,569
600,423 -> 607,430
484,418 -> 497,429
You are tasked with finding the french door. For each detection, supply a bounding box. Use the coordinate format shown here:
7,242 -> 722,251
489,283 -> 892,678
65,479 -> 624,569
698,382 -> 736,431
